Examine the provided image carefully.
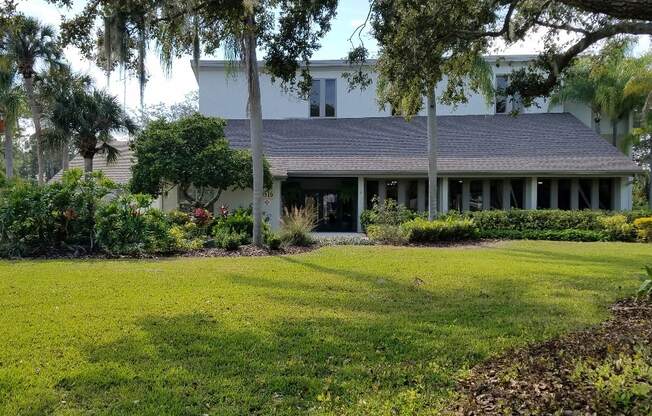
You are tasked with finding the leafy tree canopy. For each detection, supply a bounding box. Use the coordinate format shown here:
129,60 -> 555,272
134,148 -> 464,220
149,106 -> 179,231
130,113 -> 272,209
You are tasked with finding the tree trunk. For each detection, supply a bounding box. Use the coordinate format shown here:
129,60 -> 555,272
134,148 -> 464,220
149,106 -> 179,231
611,119 -> 618,147
84,156 -> 93,174
649,161 -> 652,210
61,142 -> 69,172
4,121 -> 13,179
427,89 -> 438,220
23,76 -> 45,185
244,15 -> 265,246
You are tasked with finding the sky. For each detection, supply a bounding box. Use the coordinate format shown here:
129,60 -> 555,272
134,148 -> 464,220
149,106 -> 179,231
19,0 -> 652,113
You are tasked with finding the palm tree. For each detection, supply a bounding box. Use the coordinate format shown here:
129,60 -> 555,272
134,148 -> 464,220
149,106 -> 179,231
5,16 -> 61,184
50,87 -> 135,173
38,65 -> 93,171
0,56 -> 24,179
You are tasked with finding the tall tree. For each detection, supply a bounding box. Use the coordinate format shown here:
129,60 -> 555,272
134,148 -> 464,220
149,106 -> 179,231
0,55 -> 24,179
350,1 -> 493,219
49,87 -> 135,173
3,15 -> 62,184
50,0 -> 338,245
38,64 -> 93,171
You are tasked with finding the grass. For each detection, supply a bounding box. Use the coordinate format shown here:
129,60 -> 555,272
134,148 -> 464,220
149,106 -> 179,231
0,241 -> 650,415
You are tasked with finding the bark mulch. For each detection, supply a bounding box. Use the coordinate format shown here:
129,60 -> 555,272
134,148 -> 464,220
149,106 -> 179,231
450,299 -> 652,415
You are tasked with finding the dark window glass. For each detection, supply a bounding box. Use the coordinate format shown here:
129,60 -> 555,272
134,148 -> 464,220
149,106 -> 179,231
325,79 -> 336,117
558,179 -> 571,210
510,179 -> 524,209
537,180 -> 551,209
579,179 -> 592,210
496,75 -> 508,114
470,180 -> 483,211
366,180 -> 379,208
490,180 -> 503,209
407,181 -> 418,211
309,80 -> 320,117
599,179 -> 612,210
386,180 -> 398,201
449,179 -> 463,212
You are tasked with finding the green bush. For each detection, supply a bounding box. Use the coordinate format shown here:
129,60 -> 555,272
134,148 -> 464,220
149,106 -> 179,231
168,210 -> 191,226
279,204 -> 317,247
360,197 -> 422,230
638,265 -> 652,301
402,218 -> 479,243
465,209 -> 604,232
94,194 -> 177,255
0,169 -> 118,257
366,224 -> 408,245
478,228 -> 607,242
213,227 -> 244,251
214,207 -> 254,240
265,232 -> 282,250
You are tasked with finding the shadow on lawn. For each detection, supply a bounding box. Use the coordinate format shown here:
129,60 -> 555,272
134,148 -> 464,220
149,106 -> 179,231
49,258 -> 613,415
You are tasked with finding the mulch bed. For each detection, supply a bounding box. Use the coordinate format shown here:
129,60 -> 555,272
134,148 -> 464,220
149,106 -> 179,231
450,299 -> 652,415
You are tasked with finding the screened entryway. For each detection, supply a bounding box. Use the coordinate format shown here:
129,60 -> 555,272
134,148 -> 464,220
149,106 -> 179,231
281,178 -> 358,232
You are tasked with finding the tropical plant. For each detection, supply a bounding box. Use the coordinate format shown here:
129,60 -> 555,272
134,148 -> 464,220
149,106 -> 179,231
131,114 -> 270,209
38,64 -> 92,171
49,86 -> 135,173
279,202 -> 317,247
0,55 -> 24,179
47,0 -> 338,246
638,265 -> 652,301
3,15 -> 62,184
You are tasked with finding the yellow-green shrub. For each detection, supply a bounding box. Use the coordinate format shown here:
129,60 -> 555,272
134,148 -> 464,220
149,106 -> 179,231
366,224 -> 408,245
599,214 -> 635,242
634,217 -> 652,242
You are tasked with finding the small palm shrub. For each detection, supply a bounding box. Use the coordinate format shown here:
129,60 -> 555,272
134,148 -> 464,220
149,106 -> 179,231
638,265 -> 652,301
213,227 -> 245,251
634,217 -> 652,242
360,197 -> 422,230
280,203 -> 317,246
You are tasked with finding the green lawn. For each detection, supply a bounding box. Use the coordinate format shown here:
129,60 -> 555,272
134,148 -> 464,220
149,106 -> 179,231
0,241 -> 650,415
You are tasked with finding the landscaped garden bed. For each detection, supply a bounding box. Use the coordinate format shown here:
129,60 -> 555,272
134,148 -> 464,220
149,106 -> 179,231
452,298 -> 652,415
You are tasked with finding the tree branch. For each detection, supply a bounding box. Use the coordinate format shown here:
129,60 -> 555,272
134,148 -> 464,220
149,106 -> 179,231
559,0 -> 652,21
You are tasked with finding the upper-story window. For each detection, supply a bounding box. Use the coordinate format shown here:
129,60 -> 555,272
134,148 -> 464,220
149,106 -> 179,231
309,78 -> 336,117
495,75 -> 523,114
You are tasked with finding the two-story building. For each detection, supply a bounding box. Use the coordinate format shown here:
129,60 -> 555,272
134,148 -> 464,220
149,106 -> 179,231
60,55 -> 642,232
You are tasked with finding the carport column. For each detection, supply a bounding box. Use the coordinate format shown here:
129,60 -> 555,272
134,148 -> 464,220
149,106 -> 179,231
397,180 -> 408,206
357,176 -> 365,232
570,178 -> 580,210
417,179 -> 426,213
502,179 -> 512,210
550,179 -> 559,209
377,179 -> 386,203
439,177 -> 449,213
482,179 -> 491,210
525,177 -> 538,210
591,179 -> 600,210
462,180 -> 471,212
612,177 -> 632,211
270,179 -> 282,230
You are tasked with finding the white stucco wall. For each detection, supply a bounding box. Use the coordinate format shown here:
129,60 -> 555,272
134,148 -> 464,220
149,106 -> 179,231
197,58 -> 563,120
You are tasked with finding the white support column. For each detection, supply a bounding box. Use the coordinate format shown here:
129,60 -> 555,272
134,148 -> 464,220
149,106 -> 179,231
502,179 -> 512,210
550,179 -> 559,209
417,179 -> 426,213
397,180 -> 408,206
462,180 -> 471,212
570,178 -> 580,210
482,179 -> 491,210
525,177 -> 538,210
591,179 -> 600,210
613,177 -> 633,211
377,179 -> 386,203
439,177 -> 449,213
269,179 -> 283,230
357,177 -> 365,232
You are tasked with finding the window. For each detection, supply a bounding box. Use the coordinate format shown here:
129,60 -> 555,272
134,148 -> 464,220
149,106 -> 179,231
309,78 -> 336,117
495,75 -> 523,114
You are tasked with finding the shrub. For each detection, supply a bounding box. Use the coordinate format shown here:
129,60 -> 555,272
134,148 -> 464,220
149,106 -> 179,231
213,227 -> 244,251
402,218 -> 479,243
94,194 -> 177,255
0,169 -> 118,257
191,207 -> 213,227
466,209 -> 604,232
360,197 -> 421,230
638,265 -> 652,301
265,232 -> 282,250
366,224 -> 408,245
168,225 -> 204,251
478,228 -> 606,242
168,210 -> 191,226
634,217 -> 652,242
599,214 -> 635,242
279,203 -> 317,246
